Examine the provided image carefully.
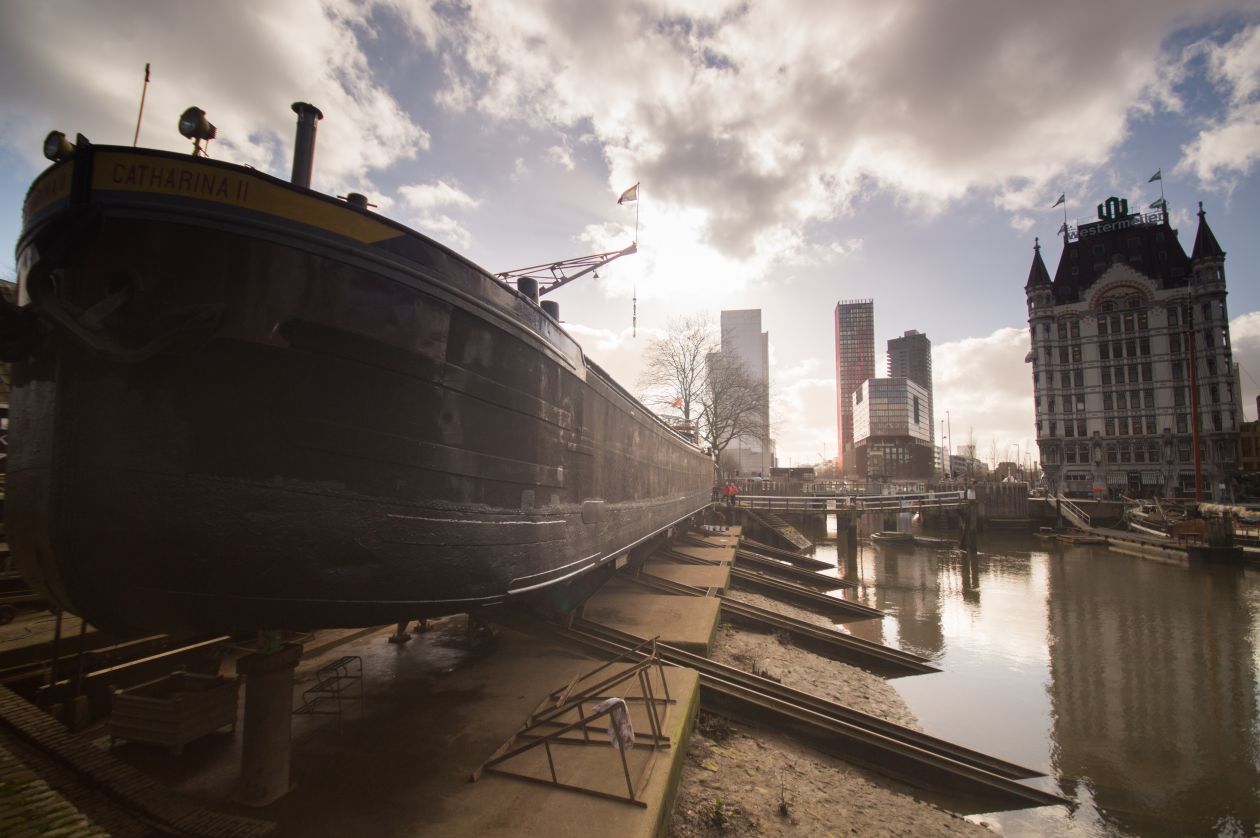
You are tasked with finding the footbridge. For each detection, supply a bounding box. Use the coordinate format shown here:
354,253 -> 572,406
730,490 -> 969,515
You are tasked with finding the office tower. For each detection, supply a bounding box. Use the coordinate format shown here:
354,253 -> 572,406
719,309 -> 774,475
834,300 -> 875,473
852,378 -> 934,480
887,329 -> 934,449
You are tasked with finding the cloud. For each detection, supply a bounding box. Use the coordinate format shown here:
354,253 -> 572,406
1177,24 -> 1260,189
399,0 -> 1252,264
396,179 -> 480,247
934,327 -> 1037,459
547,143 -> 576,171
561,321 -> 664,395
398,180 -> 480,211
0,0 -> 426,199
772,376 -> 839,467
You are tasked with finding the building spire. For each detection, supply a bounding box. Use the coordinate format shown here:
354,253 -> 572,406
1191,201 -> 1225,262
1025,236 -> 1052,291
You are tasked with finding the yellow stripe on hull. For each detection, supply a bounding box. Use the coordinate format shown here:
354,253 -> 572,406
91,151 -> 402,244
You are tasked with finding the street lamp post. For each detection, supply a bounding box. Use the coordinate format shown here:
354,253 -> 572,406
946,410 -> 953,480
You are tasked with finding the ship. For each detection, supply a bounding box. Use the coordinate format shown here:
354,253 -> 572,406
1,103 -> 714,635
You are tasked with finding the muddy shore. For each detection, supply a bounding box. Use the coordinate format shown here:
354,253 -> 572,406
667,591 -> 992,837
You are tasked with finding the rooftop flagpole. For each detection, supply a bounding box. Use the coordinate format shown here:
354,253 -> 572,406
1149,168 -> 1166,216
1053,191 -> 1067,236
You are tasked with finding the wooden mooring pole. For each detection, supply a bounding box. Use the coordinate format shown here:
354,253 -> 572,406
963,497 -> 979,555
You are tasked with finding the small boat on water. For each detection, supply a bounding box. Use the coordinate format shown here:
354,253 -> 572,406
1122,497 -> 1192,539
870,531 -> 915,545
2,103 -> 714,634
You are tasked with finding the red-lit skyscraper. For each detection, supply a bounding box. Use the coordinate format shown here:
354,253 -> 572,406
834,300 -> 874,472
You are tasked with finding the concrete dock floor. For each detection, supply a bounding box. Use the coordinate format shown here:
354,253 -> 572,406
3,533 -> 732,836
103,616 -> 701,838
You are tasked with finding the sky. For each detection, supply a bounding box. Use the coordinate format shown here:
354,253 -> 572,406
1,1 -> 1259,468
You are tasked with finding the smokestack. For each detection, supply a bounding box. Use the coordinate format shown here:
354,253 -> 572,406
290,102 -> 324,189
540,300 -> 560,320
517,277 -> 539,303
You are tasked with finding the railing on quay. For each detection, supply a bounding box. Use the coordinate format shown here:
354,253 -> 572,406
723,491 -> 968,513
1054,494 -> 1093,530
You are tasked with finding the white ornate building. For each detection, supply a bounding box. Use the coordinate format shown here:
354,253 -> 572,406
1025,197 -> 1238,499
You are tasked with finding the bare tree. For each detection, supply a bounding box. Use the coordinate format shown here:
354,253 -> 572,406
638,315 -> 716,424
700,351 -> 770,459
638,315 -> 769,462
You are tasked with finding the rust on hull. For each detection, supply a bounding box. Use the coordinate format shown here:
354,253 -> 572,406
6,144 -> 713,634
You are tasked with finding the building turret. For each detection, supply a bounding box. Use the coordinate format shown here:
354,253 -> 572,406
1190,201 -> 1226,291
1191,202 -> 1225,264
1025,238 -> 1053,312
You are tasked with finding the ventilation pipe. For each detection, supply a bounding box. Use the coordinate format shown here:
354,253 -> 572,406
290,102 -> 324,189
540,300 -> 560,320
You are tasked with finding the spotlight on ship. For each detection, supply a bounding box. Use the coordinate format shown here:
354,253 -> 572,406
178,107 -> 217,141
42,130 -> 75,162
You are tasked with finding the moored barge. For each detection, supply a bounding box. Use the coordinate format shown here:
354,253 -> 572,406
2,104 -> 714,634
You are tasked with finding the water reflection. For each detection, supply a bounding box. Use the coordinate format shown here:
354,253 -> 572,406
1045,548 -> 1259,836
814,532 -> 1260,836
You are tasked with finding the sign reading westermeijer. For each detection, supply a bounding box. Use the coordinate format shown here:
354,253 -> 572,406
1067,196 -> 1164,241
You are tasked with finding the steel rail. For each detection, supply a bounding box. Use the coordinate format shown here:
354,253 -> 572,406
661,546 -> 850,592
622,573 -> 937,677
718,599 -> 940,677
728,567 -> 884,621
729,550 -> 856,590
731,539 -> 833,570
548,619 -> 1066,813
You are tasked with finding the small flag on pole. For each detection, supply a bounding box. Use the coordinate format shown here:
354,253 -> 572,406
617,183 -> 639,205
1052,193 -> 1065,208
672,396 -> 683,409
1149,197 -> 1166,209
1058,222 -> 1068,236
1148,169 -> 1162,183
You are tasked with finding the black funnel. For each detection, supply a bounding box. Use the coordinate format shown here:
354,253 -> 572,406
290,102 -> 324,188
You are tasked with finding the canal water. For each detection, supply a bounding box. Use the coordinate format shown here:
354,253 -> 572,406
813,529 -> 1260,837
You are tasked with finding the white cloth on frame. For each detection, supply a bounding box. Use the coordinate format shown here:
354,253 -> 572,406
592,697 -> 635,752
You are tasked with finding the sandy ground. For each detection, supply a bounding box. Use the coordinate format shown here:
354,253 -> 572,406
667,594 -> 992,837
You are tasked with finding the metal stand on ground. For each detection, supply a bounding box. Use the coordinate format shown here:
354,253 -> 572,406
471,636 -> 675,807
293,655 -> 364,733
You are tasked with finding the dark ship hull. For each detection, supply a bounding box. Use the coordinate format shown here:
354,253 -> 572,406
6,144 -> 713,634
